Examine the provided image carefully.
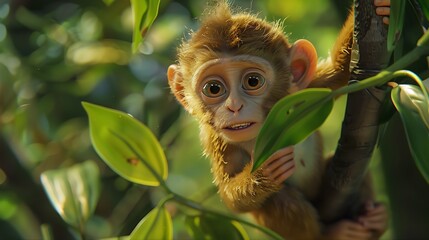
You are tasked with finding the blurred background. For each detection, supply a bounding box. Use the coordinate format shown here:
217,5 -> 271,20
0,0 -> 428,239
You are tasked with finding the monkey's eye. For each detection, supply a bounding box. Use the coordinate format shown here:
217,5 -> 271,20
202,80 -> 226,98
242,73 -> 265,91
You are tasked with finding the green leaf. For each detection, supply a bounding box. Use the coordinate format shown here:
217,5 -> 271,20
387,0 -> 405,52
40,161 -> 100,229
185,214 -> 249,240
130,0 -> 160,53
417,29 -> 429,47
391,84 -> 429,183
230,221 -> 250,240
82,102 -> 168,186
252,88 -> 334,171
129,206 -> 172,240
416,0 -> 429,21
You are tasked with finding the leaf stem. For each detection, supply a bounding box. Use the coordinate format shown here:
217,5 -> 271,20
332,71 -> 393,97
331,45 -> 429,98
172,194 -> 283,240
157,194 -> 175,208
392,70 -> 429,101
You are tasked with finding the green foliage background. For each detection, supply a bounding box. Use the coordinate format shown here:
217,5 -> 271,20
0,0 -> 427,239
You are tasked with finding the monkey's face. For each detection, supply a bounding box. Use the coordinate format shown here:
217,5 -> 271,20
192,55 -> 275,143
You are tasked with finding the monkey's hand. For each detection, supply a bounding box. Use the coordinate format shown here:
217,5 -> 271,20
321,202 -> 388,240
374,0 -> 390,25
260,146 -> 295,186
358,202 -> 388,239
215,146 -> 295,212
322,220 -> 372,240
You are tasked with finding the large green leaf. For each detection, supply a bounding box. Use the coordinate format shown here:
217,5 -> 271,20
391,84 -> 429,183
416,0 -> 429,21
185,214 -> 249,240
129,206 -> 172,240
387,0 -> 405,52
252,88 -> 334,171
40,161 -> 100,229
82,102 -> 167,186
130,0 -> 160,53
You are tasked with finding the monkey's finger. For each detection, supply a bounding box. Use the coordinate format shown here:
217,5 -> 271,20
374,0 -> 390,7
360,214 -> 388,229
323,221 -> 362,240
360,213 -> 386,223
359,211 -> 388,236
364,208 -> 387,218
262,157 -> 294,177
346,222 -> 366,231
273,163 -> 296,184
363,221 -> 387,232
359,219 -> 387,232
383,16 -> 389,25
363,202 -> 387,216
268,146 -> 294,161
345,224 -> 372,239
265,151 -> 294,169
261,146 -> 294,167
361,222 -> 387,237
376,7 -> 390,16
270,157 -> 295,178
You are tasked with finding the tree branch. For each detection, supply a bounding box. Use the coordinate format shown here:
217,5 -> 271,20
318,0 -> 391,222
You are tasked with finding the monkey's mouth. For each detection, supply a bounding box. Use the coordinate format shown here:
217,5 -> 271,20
225,122 -> 255,130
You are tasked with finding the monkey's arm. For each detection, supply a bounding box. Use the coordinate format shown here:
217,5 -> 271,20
309,11 -> 353,90
213,145 -> 295,212
216,163 -> 281,212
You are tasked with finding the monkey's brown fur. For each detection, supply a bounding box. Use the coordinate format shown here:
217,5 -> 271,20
171,2 -> 371,239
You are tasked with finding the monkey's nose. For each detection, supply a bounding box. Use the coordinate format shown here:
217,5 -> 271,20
227,104 -> 243,113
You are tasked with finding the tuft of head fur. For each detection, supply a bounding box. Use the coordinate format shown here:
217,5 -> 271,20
178,1 -> 291,77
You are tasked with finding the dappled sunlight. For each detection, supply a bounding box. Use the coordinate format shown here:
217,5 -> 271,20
67,40 -> 130,65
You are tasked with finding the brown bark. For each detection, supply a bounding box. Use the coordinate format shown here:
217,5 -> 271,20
318,0 -> 391,222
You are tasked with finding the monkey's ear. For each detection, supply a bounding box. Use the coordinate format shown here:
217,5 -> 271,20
167,64 -> 188,109
289,39 -> 318,90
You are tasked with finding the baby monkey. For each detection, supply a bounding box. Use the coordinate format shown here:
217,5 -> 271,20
168,1 -> 390,239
